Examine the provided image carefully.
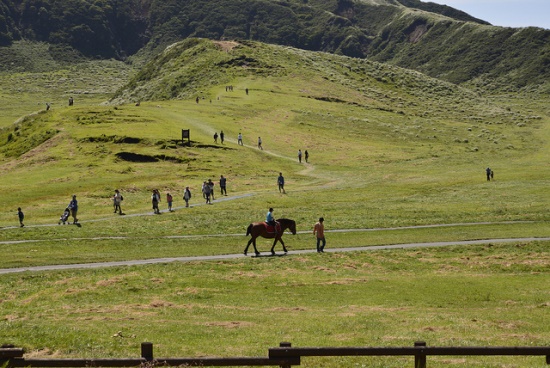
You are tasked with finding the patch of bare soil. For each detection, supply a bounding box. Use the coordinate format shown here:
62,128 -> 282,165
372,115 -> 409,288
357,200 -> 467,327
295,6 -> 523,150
24,348 -> 63,358
214,41 -> 240,52
201,321 -> 254,329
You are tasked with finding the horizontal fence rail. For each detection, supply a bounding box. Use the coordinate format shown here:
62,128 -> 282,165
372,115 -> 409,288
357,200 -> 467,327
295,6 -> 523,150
270,341 -> 550,367
2,358 -> 301,367
2,341 -> 550,367
0,343 -> 299,367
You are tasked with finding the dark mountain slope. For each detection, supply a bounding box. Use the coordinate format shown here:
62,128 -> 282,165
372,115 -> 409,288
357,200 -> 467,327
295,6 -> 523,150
0,0 -> 548,90
0,0 -> 495,58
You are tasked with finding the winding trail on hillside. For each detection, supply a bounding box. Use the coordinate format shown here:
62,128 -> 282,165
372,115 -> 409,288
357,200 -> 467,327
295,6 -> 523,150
1,114 -> 547,275
1,236 -> 548,275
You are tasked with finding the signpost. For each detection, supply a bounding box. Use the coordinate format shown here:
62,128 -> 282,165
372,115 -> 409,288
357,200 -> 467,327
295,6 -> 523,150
182,129 -> 190,146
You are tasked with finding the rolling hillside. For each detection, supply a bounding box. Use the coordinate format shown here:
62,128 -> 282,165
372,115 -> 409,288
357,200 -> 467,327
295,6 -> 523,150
1,0 -> 549,90
0,38 -> 548,228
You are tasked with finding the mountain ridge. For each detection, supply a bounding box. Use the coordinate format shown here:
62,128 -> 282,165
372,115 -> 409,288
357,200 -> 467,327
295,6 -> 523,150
0,0 -> 548,91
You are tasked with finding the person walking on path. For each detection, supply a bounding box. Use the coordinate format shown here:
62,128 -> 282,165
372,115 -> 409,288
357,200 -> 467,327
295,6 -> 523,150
69,195 -> 78,224
152,189 -> 161,214
214,132 -> 218,144
167,192 -> 173,212
183,186 -> 192,207
278,172 -> 286,194
258,136 -> 263,150
313,217 -> 326,253
204,182 -> 212,204
298,149 -> 302,163
208,179 -> 215,200
238,132 -> 243,146
220,131 -> 225,144
305,150 -> 309,163
486,167 -> 492,181
113,189 -> 123,215
17,207 -> 24,227
219,175 -> 227,196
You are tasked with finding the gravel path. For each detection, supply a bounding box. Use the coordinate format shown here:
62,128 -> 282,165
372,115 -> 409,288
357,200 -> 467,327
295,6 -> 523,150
1,236 -> 548,275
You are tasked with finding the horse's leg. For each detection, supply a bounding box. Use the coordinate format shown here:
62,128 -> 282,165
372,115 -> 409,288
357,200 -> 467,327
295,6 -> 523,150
270,236 -> 279,255
244,237 -> 253,256
280,237 -> 288,253
252,238 -> 260,256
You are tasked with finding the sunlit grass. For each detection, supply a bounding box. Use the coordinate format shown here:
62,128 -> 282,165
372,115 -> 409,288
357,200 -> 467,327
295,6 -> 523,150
0,39 -> 548,367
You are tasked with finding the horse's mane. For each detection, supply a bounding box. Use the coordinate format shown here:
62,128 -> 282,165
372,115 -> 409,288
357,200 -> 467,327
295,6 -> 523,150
276,218 -> 294,223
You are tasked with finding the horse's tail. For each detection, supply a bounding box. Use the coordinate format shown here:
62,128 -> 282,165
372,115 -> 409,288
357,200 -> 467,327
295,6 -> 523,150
246,223 -> 253,236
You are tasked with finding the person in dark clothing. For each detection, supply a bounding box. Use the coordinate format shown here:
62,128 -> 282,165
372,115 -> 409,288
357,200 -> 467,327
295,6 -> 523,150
220,175 -> 227,196
278,172 -> 285,194
69,195 -> 78,224
18,207 -> 24,227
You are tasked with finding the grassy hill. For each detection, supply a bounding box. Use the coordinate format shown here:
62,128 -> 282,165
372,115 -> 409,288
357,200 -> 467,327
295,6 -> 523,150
0,39 -> 548,230
0,39 -> 548,367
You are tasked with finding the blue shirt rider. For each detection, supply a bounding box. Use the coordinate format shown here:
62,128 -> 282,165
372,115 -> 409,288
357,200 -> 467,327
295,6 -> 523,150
266,208 -> 279,234
266,208 -> 275,225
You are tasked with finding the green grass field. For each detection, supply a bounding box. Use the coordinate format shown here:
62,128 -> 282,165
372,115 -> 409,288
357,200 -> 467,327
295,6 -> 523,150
0,39 -> 548,367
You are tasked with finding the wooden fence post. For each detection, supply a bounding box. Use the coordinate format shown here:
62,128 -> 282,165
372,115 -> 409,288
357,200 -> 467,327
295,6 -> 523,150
414,341 -> 426,368
279,342 -> 292,368
141,342 -> 154,362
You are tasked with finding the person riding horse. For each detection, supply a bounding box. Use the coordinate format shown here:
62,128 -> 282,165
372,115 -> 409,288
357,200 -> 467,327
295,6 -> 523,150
266,208 -> 278,234
245,217 -> 297,256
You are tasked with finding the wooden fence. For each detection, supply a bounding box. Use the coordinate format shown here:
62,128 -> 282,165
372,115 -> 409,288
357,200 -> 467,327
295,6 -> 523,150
271,341 -> 550,367
2,341 -> 549,367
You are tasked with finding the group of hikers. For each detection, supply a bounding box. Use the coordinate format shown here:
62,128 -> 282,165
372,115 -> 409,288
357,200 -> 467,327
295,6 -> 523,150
108,175 -> 228,216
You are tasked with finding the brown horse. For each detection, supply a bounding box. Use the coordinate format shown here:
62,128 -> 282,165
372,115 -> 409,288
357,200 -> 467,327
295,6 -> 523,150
244,218 -> 297,256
